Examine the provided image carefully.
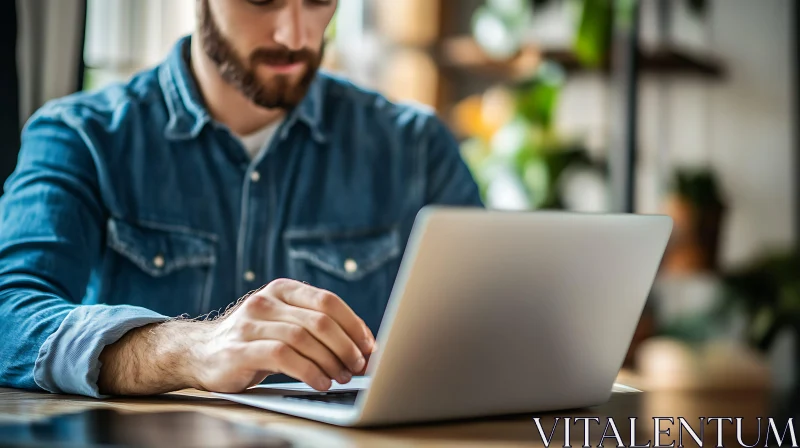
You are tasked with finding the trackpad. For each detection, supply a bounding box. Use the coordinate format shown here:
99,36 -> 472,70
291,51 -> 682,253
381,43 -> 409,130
252,376 -> 371,394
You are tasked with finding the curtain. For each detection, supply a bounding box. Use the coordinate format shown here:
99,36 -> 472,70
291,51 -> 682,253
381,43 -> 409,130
17,0 -> 87,123
1,0 -> 87,188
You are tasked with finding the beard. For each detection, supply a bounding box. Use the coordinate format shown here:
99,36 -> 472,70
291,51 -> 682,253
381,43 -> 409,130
197,0 -> 324,110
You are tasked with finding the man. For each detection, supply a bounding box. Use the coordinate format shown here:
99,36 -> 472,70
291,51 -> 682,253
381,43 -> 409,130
0,0 -> 481,398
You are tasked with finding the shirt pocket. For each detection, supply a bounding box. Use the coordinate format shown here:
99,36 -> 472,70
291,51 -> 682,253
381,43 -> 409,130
104,218 -> 217,315
284,227 -> 402,331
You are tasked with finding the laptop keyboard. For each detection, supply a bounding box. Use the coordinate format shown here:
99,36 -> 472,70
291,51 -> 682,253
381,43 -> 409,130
283,391 -> 360,406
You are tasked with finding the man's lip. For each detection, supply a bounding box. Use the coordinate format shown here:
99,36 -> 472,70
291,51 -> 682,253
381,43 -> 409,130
259,61 -> 305,74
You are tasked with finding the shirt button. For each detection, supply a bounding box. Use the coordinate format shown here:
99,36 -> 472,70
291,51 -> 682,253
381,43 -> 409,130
244,270 -> 256,282
344,258 -> 358,274
250,171 -> 261,182
153,255 -> 165,268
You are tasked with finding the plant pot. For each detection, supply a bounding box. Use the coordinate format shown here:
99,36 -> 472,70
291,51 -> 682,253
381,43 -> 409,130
661,195 -> 725,275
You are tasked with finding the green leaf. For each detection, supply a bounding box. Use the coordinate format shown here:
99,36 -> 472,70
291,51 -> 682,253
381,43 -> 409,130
750,307 -> 775,346
514,62 -> 564,130
522,157 -> 550,208
574,0 -> 613,67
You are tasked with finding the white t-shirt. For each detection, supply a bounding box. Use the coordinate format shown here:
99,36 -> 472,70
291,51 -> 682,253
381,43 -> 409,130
236,120 -> 283,160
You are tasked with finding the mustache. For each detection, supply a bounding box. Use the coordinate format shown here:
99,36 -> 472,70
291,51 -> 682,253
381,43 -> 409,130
249,47 -> 317,66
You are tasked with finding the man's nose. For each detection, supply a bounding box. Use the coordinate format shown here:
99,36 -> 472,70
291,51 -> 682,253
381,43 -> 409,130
272,3 -> 308,51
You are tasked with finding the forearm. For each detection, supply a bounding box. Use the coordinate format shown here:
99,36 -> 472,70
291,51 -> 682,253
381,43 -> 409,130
97,319 -> 208,395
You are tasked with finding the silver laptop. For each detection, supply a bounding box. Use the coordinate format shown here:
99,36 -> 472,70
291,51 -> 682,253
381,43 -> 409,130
215,207 -> 673,427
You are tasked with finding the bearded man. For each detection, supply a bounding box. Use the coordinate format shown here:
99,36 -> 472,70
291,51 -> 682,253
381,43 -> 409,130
0,0 -> 481,397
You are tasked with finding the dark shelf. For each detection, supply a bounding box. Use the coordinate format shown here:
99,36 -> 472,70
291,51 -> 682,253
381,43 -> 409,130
636,46 -> 725,78
438,36 -> 726,80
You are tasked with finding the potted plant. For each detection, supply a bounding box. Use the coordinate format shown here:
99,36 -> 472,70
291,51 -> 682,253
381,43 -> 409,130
456,62 -> 603,211
718,252 -> 800,354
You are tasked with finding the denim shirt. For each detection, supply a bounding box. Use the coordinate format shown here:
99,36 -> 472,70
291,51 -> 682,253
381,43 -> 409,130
0,37 -> 482,397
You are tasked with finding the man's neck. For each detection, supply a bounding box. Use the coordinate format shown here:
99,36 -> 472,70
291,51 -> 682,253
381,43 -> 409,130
190,36 -> 285,136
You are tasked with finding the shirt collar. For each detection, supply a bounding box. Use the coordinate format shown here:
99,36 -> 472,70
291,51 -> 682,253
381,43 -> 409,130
160,35 -> 327,144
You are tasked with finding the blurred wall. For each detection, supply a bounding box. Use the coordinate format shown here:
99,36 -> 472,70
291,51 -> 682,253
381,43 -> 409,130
558,0 -> 794,268
83,0 -> 195,89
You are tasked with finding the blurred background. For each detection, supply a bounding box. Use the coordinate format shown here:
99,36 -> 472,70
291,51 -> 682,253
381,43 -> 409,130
0,0 -> 798,392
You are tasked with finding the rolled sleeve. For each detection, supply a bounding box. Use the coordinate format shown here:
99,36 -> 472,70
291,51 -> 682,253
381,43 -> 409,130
34,305 -> 168,397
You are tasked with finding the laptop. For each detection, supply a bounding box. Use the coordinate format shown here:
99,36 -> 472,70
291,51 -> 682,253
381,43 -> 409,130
215,207 -> 673,427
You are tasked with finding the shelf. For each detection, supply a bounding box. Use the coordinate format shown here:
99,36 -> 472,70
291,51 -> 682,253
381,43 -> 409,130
438,36 -> 726,80
635,46 -> 725,78
438,36 -> 544,80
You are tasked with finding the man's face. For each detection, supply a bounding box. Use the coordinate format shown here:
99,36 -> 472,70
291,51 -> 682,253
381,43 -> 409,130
198,0 -> 336,110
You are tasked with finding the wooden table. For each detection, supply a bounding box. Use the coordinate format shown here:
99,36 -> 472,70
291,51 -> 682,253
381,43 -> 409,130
0,376 -> 796,447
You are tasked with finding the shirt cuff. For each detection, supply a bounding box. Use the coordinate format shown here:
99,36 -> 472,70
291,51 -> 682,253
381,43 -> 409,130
33,304 -> 169,397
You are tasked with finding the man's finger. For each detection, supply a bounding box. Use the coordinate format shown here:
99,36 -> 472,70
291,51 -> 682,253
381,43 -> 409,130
268,280 -> 375,355
240,320 -> 352,384
240,340 -> 332,391
278,306 -> 366,374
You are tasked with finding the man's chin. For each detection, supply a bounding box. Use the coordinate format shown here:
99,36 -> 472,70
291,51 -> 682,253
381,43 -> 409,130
250,79 -> 313,109
249,87 -> 308,111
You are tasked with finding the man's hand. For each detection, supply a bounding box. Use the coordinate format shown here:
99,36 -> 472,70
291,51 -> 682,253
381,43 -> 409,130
98,279 -> 375,395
